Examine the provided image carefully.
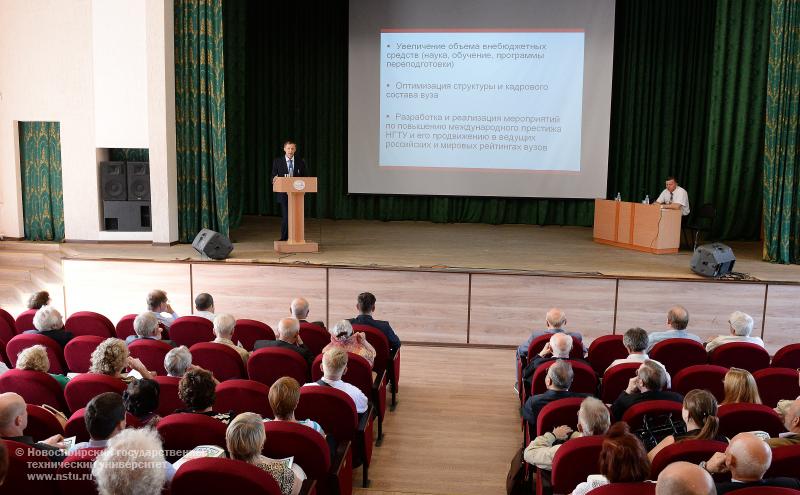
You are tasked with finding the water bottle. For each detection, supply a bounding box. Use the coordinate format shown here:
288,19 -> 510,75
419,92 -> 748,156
615,192 -> 621,202
643,195 -> 650,205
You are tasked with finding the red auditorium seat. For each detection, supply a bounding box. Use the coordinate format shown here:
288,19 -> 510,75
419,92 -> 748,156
169,316 -> 214,348
170,457 -> 283,495
600,362 -> 641,403
587,334 -> 628,375
57,447 -> 105,495
156,413 -> 228,463
0,369 -> 69,413
64,335 -> 105,373
772,343 -> 800,369
755,367 -> 800,408
296,386 -> 357,495
248,347 -> 309,387
718,403 -> 786,438
65,311 -> 115,338
765,444 -> 800,479
215,379 -> 272,418
154,375 -> 183,416
708,342 -> 770,372
358,323 -> 401,407
672,364 -> 728,402
527,333 -> 584,360
549,435 -> 604,495
531,359 -> 597,397
299,321 -> 330,357
190,342 -> 246,381
64,373 -> 127,412
587,483 -> 656,495
649,439 -> 728,478
0,340 -> 8,368
25,403 -> 65,440
2,438 -> 59,494
536,397 -> 585,436
6,333 -> 68,373
15,308 -> 37,333
649,339 -> 707,376
232,318 -> 274,351
0,307 -> 17,344
263,420 -> 331,487
727,488 -> 800,495
114,314 -> 137,340
128,338 -> 173,376
622,400 -> 683,431
65,407 -> 143,442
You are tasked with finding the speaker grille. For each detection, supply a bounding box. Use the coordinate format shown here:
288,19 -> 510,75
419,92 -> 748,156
100,161 -> 127,201
127,162 -> 150,200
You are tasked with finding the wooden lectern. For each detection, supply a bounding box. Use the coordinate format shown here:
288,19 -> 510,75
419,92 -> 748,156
593,199 -> 682,254
272,177 -> 318,253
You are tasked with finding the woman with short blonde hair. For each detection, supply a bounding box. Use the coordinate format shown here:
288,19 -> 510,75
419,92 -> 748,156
89,338 -> 153,382
16,344 -> 69,388
721,368 -> 762,405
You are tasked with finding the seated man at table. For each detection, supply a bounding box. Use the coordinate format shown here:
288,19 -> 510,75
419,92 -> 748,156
611,359 -> 683,421
654,176 -> 690,217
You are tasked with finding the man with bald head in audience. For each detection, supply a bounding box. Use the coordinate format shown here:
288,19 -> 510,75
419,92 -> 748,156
0,392 -> 66,462
291,297 -> 325,329
657,461 -> 716,495
254,317 -> 314,366
521,360 -> 589,430
646,305 -> 703,352
703,432 -> 800,493
768,398 -> 800,447
522,333 -> 586,393
517,307 -> 585,361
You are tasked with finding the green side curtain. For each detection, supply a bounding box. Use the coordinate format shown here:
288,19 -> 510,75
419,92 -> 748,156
175,0 -> 230,242
109,148 -> 150,162
18,122 -> 65,241
763,0 -> 800,263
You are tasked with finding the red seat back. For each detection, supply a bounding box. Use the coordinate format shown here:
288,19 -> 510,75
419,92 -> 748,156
156,413 -> 228,462
215,379 -> 272,418
353,324 -> 389,375
527,333 -> 584,360
169,316 -> 214,348
311,352 -> 374,398
772,343 -> 800,369
718,403 -> 786,438
650,439 -> 728,478
587,335 -> 628,375
63,373 -> 127,412
672,364 -> 728,402
296,386 -> 358,444
299,322 -> 329,357
536,397 -> 585,436
154,375 -> 183,416
6,333 -> 67,373
263,420 -> 331,481
170,457 -> 282,495
64,335 -> 105,373
57,447 -> 104,495
15,308 -> 37,333
128,338 -> 173,376
709,342 -> 770,372
65,311 -> 115,338
115,314 -> 137,340
601,363 -> 641,403
232,319 -> 274,351
588,483 -> 656,495
622,400 -> 683,431
550,435 -> 605,494
531,359 -> 597,396
754,367 -> 800,408
649,339 -> 707,376
247,347 -> 309,387
2,439 -> 59,494
0,368 -> 69,413
25,403 -> 65,440
0,307 -> 17,344
765,444 -> 800,479
190,342 -> 246,381
0,340 -> 8,368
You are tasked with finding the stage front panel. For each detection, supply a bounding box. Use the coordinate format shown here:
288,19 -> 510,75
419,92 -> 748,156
328,268 -> 470,344
763,284 -> 800,354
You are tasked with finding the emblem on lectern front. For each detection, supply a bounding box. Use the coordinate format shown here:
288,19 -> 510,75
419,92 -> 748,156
293,180 -> 306,191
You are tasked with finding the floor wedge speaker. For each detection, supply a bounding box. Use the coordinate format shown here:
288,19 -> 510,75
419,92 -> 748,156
690,243 -> 735,277
192,229 -> 233,260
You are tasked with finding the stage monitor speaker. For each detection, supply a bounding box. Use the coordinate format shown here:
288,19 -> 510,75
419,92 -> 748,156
127,162 -> 151,200
103,200 -> 151,232
192,228 -> 233,260
690,243 -> 735,277
100,161 -> 127,200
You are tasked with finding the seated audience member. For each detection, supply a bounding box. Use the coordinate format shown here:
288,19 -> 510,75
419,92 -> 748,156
305,347 -> 369,414
90,337 -> 155,382
164,345 -> 193,378
92,428 -> 172,495
524,396 -> 610,470
611,360 -> 683,421
146,289 -> 178,329
0,361 -> 6,376
0,441 -> 7,485
15,344 -> 69,388
517,307 -> 584,361
123,378 -> 161,427
705,311 -> 764,352
522,360 -> 589,429
349,292 -> 401,352
572,422 -> 652,495
768,398 -> 800,448
0,392 -> 65,462
125,312 -> 175,347
775,370 -> 800,420
649,389 -> 727,460
254,317 -> 313,366
27,290 -> 50,310
265,377 -> 325,436
24,305 -> 73,348
656,461 -> 716,495
522,333 -> 584,390
226,412 -> 306,495
194,292 -> 216,321
720,368 -> 762,405
69,392 -> 126,453
291,297 -> 325,329
323,319 -> 376,367
212,313 -> 249,364
646,305 -> 703,352
703,432 -> 800,493
607,327 -> 672,387
176,368 -> 232,423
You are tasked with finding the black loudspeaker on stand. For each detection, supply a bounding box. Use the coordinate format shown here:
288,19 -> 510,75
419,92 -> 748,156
192,229 -> 234,260
100,161 -> 151,231
690,243 -> 736,277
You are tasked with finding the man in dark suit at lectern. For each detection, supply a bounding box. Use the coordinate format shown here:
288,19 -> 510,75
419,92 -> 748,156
271,140 -> 308,241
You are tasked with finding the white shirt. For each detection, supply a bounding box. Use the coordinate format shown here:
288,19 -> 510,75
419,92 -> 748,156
705,334 -> 766,353
572,475 -> 609,495
656,186 -> 690,216
150,310 -> 178,329
607,353 -> 672,388
194,310 -> 216,322
304,377 -> 368,413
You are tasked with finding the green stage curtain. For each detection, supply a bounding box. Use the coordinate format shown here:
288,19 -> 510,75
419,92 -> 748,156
763,0 -> 800,263
175,0 -> 230,242
109,148 -> 150,162
18,122 -> 65,241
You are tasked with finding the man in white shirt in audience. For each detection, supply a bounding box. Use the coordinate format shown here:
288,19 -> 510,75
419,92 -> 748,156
654,176 -> 691,217
147,289 -> 179,329
646,305 -> 703,352
212,313 -> 249,365
125,312 -> 175,347
194,293 -> 216,321
607,327 -> 671,387
705,311 -> 765,352
304,347 -> 368,414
